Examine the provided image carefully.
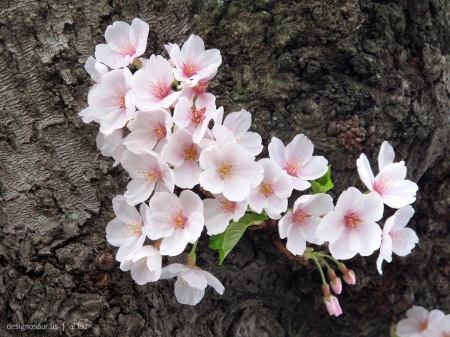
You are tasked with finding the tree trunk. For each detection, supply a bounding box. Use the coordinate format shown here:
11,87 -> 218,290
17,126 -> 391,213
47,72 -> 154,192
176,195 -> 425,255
1,0 -> 449,336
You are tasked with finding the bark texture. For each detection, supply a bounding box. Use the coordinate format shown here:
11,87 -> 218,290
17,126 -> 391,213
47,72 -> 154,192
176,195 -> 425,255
0,0 -> 449,336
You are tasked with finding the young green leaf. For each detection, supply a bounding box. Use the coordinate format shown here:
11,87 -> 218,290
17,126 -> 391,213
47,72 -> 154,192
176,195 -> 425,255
208,212 -> 267,265
310,165 -> 334,194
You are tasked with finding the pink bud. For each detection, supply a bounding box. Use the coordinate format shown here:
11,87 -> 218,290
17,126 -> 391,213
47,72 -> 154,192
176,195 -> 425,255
323,296 -> 343,317
330,277 -> 342,294
343,270 -> 356,285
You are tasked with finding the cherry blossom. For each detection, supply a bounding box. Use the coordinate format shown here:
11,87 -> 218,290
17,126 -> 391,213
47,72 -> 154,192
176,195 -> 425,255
95,18 -> 149,69
131,55 -> 180,111
96,130 -> 126,167
179,71 -> 216,102
106,196 -> 148,262
147,191 -> 204,256
423,314 -> 450,337
88,68 -> 135,135
214,109 -> 263,156
161,263 -> 224,305
322,284 -> 342,317
377,205 -> 419,275
172,94 -> 216,143
160,129 -> 203,188
84,56 -> 108,84
169,34 -> 222,87
279,194 -> 334,256
247,158 -> 293,219
199,142 -> 264,201
268,135 -> 328,191
316,187 -> 384,260
120,150 -> 174,206
203,193 -> 248,235
356,141 -> 418,208
123,109 -> 172,156
397,306 -> 445,337
120,245 -> 162,284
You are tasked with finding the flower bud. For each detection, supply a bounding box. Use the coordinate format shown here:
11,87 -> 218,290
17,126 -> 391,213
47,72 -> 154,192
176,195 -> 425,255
330,277 -> 342,294
343,270 -> 356,285
322,283 -> 331,297
323,296 -> 343,317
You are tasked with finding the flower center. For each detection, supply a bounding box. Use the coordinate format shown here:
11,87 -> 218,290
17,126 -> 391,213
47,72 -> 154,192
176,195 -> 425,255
419,320 -> 429,332
122,221 -> 143,238
284,160 -> 302,176
182,56 -> 200,77
344,213 -> 360,228
190,107 -> 206,127
171,212 -> 187,229
372,173 -> 394,194
114,89 -> 127,108
389,231 -> 402,249
194,81 -> 210,95
218,197 -> 236,213
117,43 -> 136,56
218,161 -> 234,179
259,182 -> 273,197
138,168 -> 162,186
153,124 -> 167,140
151,79 -> 171,99
184,144 -> 198,161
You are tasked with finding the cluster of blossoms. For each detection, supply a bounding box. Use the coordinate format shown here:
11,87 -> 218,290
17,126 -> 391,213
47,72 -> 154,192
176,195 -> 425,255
80,18 -> 420,316
396,306 -> 450,337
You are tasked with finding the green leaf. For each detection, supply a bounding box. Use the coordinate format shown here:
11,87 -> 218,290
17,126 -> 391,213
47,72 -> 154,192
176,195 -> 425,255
218,219 -> 255,264
209,234 -> 223,250
310,165 -> 334,194
208,212 -> 268,265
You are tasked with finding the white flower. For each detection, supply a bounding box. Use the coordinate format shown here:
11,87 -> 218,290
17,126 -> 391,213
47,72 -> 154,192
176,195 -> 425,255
95,18 -> 149,69
199,142 -> 264,201
96,130 -> 126,167
356,141 -> 418,208
131,55 -> 180,111
84,56 -> 109,84
160,129 -> 203,189
106,197 -> 148,261
120,150 -> 174,206
170,34 -> 222,87
268,135 -> 328,191
203,194 -> 248,235
279,194 -> 334,256
88,68 -> 136,135
397,306 -> 445,337
147,191 -> 204,256
316,187 -> 383,260
423,314 -> 450,337
247,158 -> 293,219
172,94 -> 216,143
377,206 -> 419,275
161,263 -> 224,305
120,245 -> 162,284
123,109 -> 172,156
215,109 -> 263,156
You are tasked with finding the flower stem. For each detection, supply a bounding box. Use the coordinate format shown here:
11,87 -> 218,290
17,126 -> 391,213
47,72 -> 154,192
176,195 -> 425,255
187,239 -> 198,267
317,256 -> 332,272
153,238 -> 163,250
311,255 -> 327,285
318,253 -> 343,268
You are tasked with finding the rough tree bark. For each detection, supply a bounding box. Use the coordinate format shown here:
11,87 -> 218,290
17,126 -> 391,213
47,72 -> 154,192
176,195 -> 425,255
0,0 -> 449,336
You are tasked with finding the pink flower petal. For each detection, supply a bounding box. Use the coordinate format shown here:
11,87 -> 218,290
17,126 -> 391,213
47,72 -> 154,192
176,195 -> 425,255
268,137 -> 287,168
378,141 -> 395,171
285,134 -> 313,163
297,156 -> 328,181
356,153 -> 375,190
